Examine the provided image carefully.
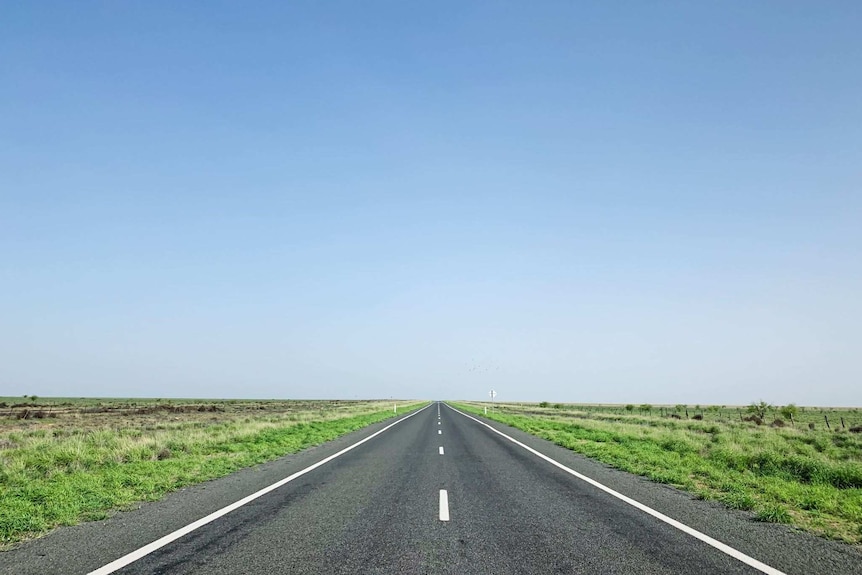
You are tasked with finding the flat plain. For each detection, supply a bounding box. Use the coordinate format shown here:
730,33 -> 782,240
2,402 -> 862,574
0,397 -> 424,548
454,401 -> 862,545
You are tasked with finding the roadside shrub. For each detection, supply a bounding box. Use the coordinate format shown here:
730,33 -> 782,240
658,436 -> 698,455
822,463 -> 862,489
720,490 -> 756,511
756,504 -> 791,524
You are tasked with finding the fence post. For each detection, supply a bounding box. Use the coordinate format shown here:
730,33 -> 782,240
841,417 -> 845,429
789,413 -> 794,427
824,414 -> 831,430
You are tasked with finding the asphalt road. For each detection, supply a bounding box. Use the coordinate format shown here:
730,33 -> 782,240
2,402 -> 860,574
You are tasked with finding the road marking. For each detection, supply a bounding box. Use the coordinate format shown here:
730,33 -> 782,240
446,404 -> 788,575
438,421 -> 441,425
439,446 -> 444,455
439,489 -> 450,521
438,430 -> 442,435
88,404 -> 433,575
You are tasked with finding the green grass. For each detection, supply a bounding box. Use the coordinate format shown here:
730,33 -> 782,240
453,401 -> 862,545
0,399 -> 427,547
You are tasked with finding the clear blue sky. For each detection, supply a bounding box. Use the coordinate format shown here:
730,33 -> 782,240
2,2 -> 860,405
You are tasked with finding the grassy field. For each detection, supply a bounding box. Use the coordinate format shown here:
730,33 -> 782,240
0,397 -> 426,548
454,401 -> 862,545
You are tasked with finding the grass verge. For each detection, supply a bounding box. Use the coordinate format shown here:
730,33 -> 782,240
0,400 -> 427,548
452,402 -> 862,545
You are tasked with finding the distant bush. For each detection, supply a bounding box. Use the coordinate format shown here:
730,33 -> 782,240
779,404 -> 799,421
747,401 -> 772,420
538,401 -> 549,408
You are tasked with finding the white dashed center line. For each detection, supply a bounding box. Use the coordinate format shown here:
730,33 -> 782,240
439,490 -> 450,521
439,446 -> 444,455
438,430 -> 442,435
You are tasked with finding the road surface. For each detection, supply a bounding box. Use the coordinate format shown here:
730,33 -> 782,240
1,402 -> 860,574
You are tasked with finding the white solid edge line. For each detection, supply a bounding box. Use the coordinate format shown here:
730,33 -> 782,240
439,446 -> 444,455
88,403 -> 434,575
439,489 -> 450,521
445,404 -> 788,575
